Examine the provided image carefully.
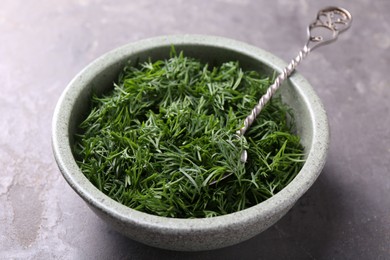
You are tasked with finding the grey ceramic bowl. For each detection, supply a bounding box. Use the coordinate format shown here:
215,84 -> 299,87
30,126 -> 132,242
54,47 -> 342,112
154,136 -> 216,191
52,35 -> 329,251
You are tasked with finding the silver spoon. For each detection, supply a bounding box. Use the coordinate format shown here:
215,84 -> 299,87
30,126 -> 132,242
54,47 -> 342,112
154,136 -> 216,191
211,6 -> 352,185
239,6 -> 352,162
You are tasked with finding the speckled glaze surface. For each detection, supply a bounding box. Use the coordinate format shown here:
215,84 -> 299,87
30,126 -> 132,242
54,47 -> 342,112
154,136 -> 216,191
52,35 -> 329,251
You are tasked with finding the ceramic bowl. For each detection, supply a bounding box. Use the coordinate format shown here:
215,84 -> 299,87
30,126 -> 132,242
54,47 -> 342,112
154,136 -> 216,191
52,35 -> 329,251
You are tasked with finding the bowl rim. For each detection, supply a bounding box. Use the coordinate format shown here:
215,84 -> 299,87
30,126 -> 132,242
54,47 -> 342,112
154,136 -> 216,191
52,34 -> 329,234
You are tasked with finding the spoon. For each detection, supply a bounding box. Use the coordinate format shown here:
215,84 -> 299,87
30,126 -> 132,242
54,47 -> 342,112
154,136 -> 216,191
210,6 -> 352,185
238,6 -> 353,162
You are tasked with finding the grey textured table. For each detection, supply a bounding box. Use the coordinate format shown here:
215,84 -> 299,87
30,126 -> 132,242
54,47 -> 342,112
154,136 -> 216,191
1,1 -> 389,259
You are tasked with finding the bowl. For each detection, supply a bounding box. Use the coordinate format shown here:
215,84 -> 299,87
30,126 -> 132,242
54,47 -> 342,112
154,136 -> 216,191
52,35 -> 329,251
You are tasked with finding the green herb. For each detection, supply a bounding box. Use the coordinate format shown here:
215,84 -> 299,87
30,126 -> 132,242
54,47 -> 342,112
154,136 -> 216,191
74,50 -> 305,218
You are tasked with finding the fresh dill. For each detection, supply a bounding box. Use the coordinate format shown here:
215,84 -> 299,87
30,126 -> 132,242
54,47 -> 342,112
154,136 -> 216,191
74,50 -> 305,218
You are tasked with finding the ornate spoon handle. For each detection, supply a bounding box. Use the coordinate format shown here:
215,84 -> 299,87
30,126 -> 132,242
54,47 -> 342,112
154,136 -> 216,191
238,6 -> 352,137
238,6 -> 352,162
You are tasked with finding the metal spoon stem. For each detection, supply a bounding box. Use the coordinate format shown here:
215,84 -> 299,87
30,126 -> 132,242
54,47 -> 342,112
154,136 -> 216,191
237,45 -> 310,137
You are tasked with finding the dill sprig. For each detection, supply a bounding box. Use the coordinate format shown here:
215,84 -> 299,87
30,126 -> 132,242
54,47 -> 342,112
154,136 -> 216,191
74,50 -> 305,218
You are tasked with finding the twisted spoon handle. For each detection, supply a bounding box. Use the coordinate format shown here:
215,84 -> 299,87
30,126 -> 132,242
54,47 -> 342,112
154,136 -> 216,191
237,6 -> 352,138
237,46 -> 310,136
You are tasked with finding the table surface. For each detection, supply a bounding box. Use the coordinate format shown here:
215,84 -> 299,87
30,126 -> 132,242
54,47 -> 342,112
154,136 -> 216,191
1,1 -> 389,259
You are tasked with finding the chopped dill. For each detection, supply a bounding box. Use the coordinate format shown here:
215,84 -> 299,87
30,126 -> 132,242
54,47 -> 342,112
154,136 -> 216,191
74,50 -> 305,218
